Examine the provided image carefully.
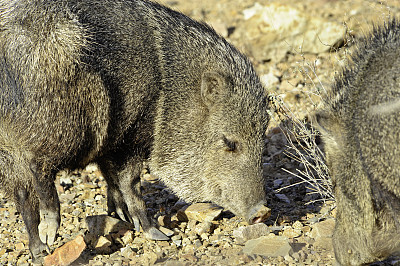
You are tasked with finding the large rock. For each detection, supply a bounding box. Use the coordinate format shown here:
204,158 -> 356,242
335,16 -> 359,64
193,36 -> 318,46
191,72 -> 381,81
310,219 -> 335,239
233,223 -> 271,244
310,219 -> 335,251
85,215 -> 134,236
44,235 -> 86,266
177,203 -> 223,222
234,3 -> 346,62
243,234 -> 293,257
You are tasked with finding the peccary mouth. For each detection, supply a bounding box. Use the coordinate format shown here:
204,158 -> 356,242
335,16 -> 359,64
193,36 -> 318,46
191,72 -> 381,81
247,202 -> 271,224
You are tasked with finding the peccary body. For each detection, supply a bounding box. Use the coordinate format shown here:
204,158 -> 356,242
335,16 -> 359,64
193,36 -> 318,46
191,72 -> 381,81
0,0 -> 270,260
315,19 -> 400,265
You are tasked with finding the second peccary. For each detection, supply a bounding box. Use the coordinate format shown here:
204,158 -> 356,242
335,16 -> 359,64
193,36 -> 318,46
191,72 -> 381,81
0,0 -> 271,260
315,19 -> 400,265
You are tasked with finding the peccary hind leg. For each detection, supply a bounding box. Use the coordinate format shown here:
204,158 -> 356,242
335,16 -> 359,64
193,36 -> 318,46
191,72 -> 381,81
98,157 -> 168,241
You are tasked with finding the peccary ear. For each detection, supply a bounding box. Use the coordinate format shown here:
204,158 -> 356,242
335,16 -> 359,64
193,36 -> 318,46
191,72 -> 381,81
201,71 -> 229,107
313,110 -> 341,145
313,110 -> 332,135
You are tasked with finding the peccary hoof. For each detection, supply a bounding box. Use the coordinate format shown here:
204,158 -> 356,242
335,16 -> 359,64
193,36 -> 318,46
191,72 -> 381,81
31,241 -> 49,264
38,210 -> 60,246
145,227 -> 170,241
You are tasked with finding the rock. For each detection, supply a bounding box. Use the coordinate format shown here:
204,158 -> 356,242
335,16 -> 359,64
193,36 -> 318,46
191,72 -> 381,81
94,235 -> 112,254
243,234 -> 293,257
145,251 -> 158,265
164,260 -> 187,266
292,220 -> 303,229
14,242 -> 24,251
177,203 -> 223,223
194,222 -> 213,235
159,226 -> 175,237
260,73 -> 280,88
44,235 -> 86,266
85,215 -> 134,236
282,227 -> 302,238
121,246 -> 137,259
272,179 -> 284,188
171,234 -> 182,247
310,219 -> 335,239
171,200 -> 189,213
157,215 -> 171,227
275,193 -> 290,204
234,3 -> 345,62
182,253 -> 198,262
310,219 -> 335,251
59,172 -> 73,188
121,230 -> 135,245
84,163 -> 99,173
233,223 -> 271,244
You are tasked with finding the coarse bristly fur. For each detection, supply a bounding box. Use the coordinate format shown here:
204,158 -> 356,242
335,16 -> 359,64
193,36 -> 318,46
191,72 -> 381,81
0,0 -> 271,261
315,18 -> 400,265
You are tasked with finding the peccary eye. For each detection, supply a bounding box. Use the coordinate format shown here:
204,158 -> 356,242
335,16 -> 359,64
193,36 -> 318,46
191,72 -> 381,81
223,136 -> 238,152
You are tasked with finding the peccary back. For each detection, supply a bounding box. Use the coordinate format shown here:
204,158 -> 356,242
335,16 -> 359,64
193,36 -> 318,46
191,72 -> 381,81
0,0 -> 270,260
315,19 -> 400,265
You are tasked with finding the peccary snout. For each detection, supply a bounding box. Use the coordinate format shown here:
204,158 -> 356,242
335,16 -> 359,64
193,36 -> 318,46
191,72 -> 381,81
247,201 -> 271,224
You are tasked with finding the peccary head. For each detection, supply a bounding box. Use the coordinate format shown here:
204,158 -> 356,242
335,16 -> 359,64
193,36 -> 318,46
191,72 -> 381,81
315,19 -> 400,265
150,56 -> 270,224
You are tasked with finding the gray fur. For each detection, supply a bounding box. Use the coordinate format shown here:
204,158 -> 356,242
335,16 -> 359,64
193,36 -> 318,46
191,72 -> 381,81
0,0 -> 270,260
315,19 -> 400,265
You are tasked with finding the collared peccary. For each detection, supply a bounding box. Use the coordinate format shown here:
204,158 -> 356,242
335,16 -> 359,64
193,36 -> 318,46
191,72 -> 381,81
0,0 -> 271,260
315,19 -> 400,265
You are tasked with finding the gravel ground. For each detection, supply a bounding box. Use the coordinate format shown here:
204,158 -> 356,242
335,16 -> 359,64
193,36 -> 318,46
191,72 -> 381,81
1,0 -> 400,265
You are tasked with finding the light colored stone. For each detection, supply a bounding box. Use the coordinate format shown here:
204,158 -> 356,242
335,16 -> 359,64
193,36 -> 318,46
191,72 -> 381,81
243,234 -> 293,257
84,163 -> 99,173
85,215 -> 134,236
282,227 -> 302,238
157,215 -> 171,227
44,235 -> 86,266
292,221 -> 303,230
145,251 -> 158,265
14,242 -> 24,251
95,235 -> 112,253
261,73 -> 280,88
121,230 -> 135,245
159,226 -> 174,237
178,203 -> 223,223
194,222 -> 213,235
310,219 -> 335,239
121,246 -> 136,259
233,223 -> 270,244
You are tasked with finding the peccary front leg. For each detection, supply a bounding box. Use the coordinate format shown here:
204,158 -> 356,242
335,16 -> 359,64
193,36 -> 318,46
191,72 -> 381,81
98,158 -> 168,240
14,187 -> 48,261
30,163 -> 60,247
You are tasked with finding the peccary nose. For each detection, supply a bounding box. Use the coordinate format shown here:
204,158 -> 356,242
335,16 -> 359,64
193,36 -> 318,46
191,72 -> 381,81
247,201 -> 271,224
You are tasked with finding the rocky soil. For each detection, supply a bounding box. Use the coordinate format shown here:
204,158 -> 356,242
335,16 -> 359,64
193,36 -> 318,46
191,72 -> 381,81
1,0 -> 400,265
